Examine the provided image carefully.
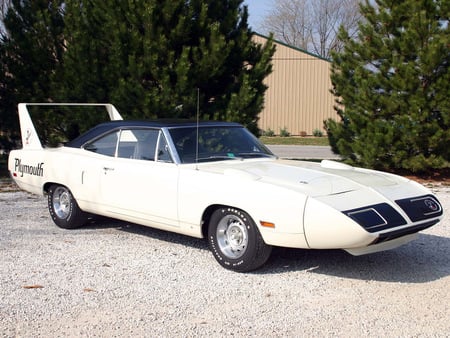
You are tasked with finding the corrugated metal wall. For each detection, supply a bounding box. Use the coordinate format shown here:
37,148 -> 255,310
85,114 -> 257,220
254,35 -> 339,135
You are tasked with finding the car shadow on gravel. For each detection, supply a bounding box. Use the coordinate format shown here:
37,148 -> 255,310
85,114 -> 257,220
85,218 -> 449,282
258,233 -> 450,283
84,218 -> 209,251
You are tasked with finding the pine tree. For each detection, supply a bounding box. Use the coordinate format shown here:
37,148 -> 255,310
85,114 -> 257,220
325,0 -> 449,172
58,0 -> 275,134
0,0 -> 65,148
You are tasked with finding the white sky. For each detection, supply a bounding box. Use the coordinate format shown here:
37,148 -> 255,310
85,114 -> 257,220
243,0 -> 273,31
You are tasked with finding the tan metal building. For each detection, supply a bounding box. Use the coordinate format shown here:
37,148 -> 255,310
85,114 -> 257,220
254,34 -> 339,136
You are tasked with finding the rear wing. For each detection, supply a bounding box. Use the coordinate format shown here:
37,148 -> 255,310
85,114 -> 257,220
18,103 -> 123,150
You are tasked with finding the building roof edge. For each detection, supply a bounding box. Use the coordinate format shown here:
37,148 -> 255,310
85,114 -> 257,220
253,32 -> 331,62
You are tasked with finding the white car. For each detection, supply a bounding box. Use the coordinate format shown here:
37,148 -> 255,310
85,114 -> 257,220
8,103 -> 444,272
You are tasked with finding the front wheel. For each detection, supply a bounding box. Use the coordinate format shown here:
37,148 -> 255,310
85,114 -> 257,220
208,207 -> 272,272
47,184 -> 87,229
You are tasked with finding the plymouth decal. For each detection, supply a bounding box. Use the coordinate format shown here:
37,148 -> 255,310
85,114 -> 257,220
14,158 -> 44,177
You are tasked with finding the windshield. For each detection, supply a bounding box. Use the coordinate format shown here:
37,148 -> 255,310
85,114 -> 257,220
169,126 -> 274,163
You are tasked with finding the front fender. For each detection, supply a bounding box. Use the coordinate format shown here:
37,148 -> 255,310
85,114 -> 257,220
178,167 -> 309,246
303,197 -> 376,249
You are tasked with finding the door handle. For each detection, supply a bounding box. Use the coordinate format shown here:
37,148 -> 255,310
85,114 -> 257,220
103,167 -> 114,171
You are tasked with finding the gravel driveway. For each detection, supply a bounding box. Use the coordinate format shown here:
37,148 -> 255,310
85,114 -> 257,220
1,183 -> 449,337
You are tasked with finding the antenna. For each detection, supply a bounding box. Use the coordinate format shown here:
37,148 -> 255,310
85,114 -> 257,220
195,88 -> 200,169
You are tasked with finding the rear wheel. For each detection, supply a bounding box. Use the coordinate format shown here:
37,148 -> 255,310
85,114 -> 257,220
48,184 -> 87,229
208,207 -> 272,272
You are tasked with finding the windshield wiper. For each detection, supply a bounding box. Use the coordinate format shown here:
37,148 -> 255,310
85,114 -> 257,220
197,155 -> 242,162
236,152 -> 274,158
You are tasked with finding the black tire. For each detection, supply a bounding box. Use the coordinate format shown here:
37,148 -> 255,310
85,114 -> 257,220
47,184 -> 87,229
208,207 -> 272,272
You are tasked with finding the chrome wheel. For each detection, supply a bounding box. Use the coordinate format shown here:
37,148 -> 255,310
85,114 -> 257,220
53,186 -> 71,219
48,184 -> 87,229
208,207 -> 273,272
216,214 -> 249,259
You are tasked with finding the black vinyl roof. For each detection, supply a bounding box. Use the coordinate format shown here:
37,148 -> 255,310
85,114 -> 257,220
65,120 -> 243,148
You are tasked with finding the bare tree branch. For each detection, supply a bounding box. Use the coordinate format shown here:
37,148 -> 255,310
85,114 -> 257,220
263,0 -> 311,50
260,0 -> 362,58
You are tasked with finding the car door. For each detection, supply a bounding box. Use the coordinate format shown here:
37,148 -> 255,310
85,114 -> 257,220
87,128 -> 179,227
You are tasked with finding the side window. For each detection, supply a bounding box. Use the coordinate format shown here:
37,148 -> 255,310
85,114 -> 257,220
84,128 -> 172,162
84,131 -> 119,157
117,130 -> 138,159
130,129 -> 159,161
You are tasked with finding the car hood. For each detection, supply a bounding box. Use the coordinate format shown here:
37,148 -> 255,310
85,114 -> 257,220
199,159 -> 409,197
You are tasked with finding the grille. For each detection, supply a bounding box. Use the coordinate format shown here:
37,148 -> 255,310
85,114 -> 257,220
371,220 -> 439,245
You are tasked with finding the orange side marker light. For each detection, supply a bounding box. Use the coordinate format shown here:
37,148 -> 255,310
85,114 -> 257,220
260,221 -> 275,228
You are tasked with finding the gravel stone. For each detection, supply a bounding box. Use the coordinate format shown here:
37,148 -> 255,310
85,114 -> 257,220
0,185 -> 449,337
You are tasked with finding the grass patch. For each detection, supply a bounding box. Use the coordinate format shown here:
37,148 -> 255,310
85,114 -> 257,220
260,136 -> 330,146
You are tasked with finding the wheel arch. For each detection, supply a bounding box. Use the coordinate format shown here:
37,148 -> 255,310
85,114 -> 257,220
201,204 -> 228,238
43,181 -> 62,194
201,203 -> 271,241
201,203 -> 269,238
201,203 -> 260,238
